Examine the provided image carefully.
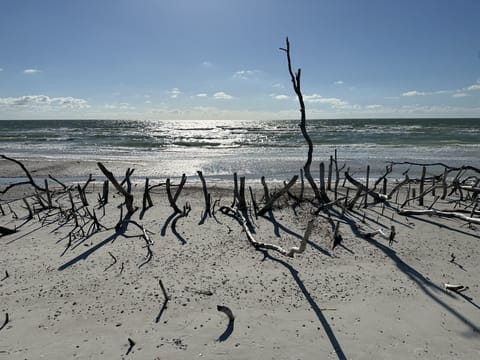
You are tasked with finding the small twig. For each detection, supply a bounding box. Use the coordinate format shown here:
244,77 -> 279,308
126,338 -> 135,355
1,270 -> 9,281
104,251 -> 118,272
217,305 -> 235,342
155,280 -> 170,323
0,312 -> 9,331
444,283 -> 469,293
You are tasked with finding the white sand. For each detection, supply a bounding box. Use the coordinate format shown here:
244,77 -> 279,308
1,161 -> 480,359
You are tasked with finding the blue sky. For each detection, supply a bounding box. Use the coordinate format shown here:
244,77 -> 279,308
1,0 -> 479,120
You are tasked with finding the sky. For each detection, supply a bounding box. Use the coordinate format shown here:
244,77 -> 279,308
0,0 -> 479,120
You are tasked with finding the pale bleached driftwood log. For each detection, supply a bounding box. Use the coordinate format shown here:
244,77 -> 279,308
398,209 -> 480,225
222,206 -> 313,257
97,162 -> 136,214
444,284 -> 469,292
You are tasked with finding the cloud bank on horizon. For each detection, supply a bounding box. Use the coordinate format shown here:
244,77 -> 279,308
0,0 -> 479,120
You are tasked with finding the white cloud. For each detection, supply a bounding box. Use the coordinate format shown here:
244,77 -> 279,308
23,68 -> 41,74
334,80 -> 344,85
201,61 -> 213,68
213,91 -> 233,100
366,104 -> 383,109
270,94 -> 290,100
303,94 -> 348,107
104,102 -> 136,110
0,95 -> 89,109
167,88 -> 181,98
272,83 -> 284,89
196,93 -> 208,97
232,69 -> 261,80
452,93 -> 469,98
144,100 -> 151,104
401,90 -> 428,97
466,84 -> 480,91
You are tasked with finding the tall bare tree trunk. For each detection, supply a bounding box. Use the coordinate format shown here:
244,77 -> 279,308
280,37 -> 327,204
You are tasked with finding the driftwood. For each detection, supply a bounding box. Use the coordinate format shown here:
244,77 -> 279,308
0,154 -> 45,194
171,202 -> 191,244
0,312 -> 9,331
155,279 -> 170,323
237,176 -> 247,210
142,177 -> 153,212
398,209 -> 480,225
345,171 -> 388,207
217,305 -> 235,342
97,162 -> 136,214
257,175 -> 299,216
444,283 -> 469,292
120,168 -> 135,194
126,338 -> 135,355
319,162 -> 330,203
22,198 -> 33,220
280,38 -> 326,204
388,161 -> 480,175
222,206 -> 313,257
104,251 -> 118,272
197,171 -> 211,219
166,175 -> 187,214
331,221 -> 342,250
363,165 -> 370,208
101,180 -> 109,205
1,270 -> 9,281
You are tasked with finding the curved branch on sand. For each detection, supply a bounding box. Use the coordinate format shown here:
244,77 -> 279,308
221,206 -> 314,257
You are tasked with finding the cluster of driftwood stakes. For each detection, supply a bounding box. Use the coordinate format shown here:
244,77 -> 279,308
1,39 -> 480,354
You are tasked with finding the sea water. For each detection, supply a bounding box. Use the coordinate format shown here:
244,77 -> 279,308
1,118 -> 479,181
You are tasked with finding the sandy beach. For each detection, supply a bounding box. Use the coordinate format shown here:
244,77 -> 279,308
1,158 -> 479,359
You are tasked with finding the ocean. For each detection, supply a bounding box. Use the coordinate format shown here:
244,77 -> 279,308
1,118 -> 479,182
